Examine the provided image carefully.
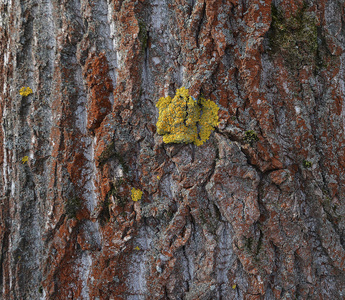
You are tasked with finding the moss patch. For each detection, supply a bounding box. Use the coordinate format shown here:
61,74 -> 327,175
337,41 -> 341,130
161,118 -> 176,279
245,237 -> 254,252
98,141 -> 128,172
114,152 -> 129,173
269,2 -> 318,69
109,178 -> 127,208
198,205 -> 220,234
98,179 -> 127,225
98,141 -> 116,165
138,20 -> 148,52
243,130 -> 259,146
38,286 -> 43,294
65,197 -> 81,219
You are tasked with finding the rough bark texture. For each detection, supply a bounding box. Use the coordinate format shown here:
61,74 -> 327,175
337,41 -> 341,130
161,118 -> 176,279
1,0 -> 345,299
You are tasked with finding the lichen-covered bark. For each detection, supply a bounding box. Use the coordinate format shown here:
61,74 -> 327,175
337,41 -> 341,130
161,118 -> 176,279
1,0 -> 345,299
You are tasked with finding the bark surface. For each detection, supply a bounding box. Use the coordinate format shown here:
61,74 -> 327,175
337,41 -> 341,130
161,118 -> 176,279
1,0 -> 345,299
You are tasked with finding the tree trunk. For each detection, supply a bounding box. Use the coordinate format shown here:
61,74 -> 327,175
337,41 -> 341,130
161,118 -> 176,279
1,0 -> 345,299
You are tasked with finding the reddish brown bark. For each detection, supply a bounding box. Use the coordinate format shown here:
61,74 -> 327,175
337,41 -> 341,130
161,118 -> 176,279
1,0 -> 345,299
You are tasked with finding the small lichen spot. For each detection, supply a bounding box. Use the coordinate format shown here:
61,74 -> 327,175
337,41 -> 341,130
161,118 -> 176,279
22,156 -> 28,164
232,284 -> 237,289
131,188 -> 143,202
303,160 -> 312,168
19,87 -> 33,97
134,246 -> 140,250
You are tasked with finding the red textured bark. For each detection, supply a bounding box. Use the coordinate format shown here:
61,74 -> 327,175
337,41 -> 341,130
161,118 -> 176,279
1,0 -> 345,299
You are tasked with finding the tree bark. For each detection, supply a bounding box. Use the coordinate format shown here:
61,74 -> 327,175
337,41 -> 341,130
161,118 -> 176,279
1,0 -> 345,299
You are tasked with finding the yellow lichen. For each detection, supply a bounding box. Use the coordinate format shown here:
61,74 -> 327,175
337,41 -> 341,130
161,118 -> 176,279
156,87 -> 219,146
134,246 -> 140,250
19,87 -> 33,97
22,156 -> 28,164
131,188 -> 143,202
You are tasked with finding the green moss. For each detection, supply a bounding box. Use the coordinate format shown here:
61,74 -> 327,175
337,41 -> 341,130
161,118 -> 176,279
65,197 -> 81,219
315,27 -> 328,71
255,231 -> 263,257
199,208 -> 218,234
199,209 -> 207,225
245,237 -> 253,252
213,203 -> 222,222
98,141 -> 116,165
332,204 -> 338,212
165,209 -> 174,221
97,179 -> 127,225
269,2 -> 318,69
96,194 -> 111,225
138,20 -> 148,52
98,142 -> 128,172
314,27 -> 339,73
243,130 -> 259,146
114,152 -> 129,173
303,160 -> 312,168
109,178 -> 127,208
